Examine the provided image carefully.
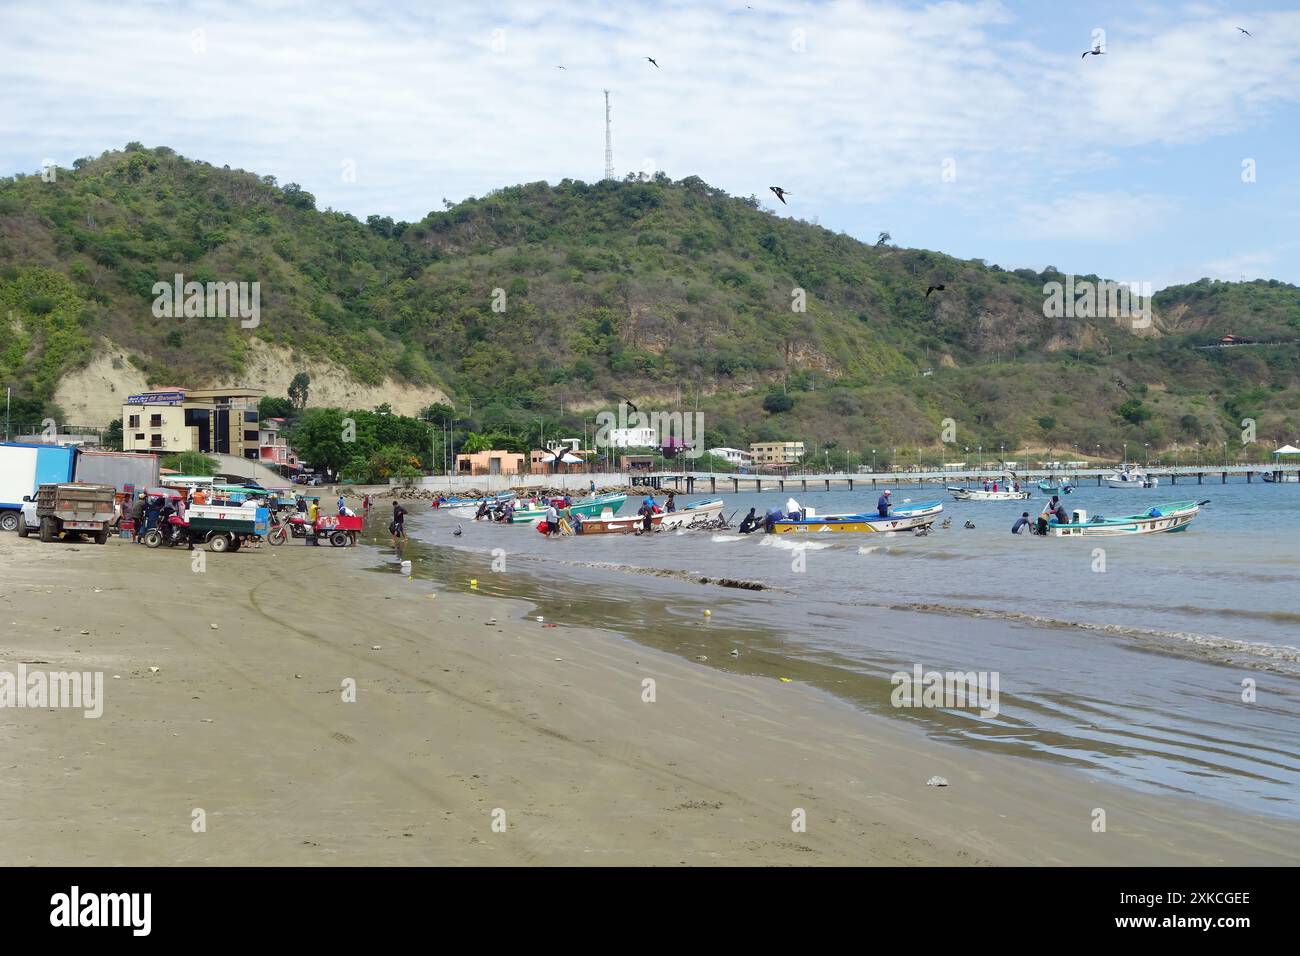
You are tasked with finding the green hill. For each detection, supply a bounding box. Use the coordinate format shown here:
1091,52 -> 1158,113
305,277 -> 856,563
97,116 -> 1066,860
2,143 -> 1298,461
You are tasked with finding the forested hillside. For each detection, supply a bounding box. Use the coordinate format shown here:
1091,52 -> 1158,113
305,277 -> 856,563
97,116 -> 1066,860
2,144 -> 1298,458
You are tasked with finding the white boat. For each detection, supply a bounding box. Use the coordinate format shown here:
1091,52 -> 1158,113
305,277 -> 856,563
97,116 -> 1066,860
658,498 -> 726,530
947,486 -> 1030,501
1260,472 -> 1300,483
1104,469 -> 1158,489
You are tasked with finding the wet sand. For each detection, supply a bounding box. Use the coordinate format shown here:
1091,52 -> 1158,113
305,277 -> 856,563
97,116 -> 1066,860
1,517 -> 1296,865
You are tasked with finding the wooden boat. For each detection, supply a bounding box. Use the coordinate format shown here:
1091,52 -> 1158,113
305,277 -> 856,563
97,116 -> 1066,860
566,509 -> 663,535
658,498 -> 725,530
948,486 -> 1030,501
1046,500 -> 1201,537
511,493 -> 627,524
772,500 -> 943,534
1104,469 -> 1158,489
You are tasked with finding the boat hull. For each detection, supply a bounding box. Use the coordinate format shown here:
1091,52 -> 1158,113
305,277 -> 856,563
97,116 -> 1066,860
948,487 -> 1030,501
1048,501 -> 1199,537
659,499 -> 725,530
570,513 -> 663,534
772,501 -> 943,534
511,494 -> 628,524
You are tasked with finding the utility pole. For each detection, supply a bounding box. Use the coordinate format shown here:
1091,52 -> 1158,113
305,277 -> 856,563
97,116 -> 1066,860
604,90 -> 615,181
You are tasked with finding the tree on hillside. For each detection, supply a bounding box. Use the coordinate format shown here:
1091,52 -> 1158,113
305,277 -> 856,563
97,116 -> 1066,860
763,392 -> 795,414
259,396 -> 294,419
288,372 -> 311,410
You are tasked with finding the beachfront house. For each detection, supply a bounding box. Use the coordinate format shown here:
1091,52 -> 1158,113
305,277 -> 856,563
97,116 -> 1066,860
455,450 -> 525,476
707,446 -> 754,467
750,441 -> 805,466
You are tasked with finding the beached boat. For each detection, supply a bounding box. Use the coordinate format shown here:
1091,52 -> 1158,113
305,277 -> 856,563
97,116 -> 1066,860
1046,501 -> 1201,537
658,498 -> 726,530
510,493 -> 628,524
565,510 -> 663,535
1104,469 -> 1158,489
772,499 -> 943,534
947,486 -> 1031,501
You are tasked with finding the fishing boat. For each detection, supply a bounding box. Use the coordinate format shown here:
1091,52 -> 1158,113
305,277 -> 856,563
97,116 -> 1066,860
442,491 -> 517,515
1104,468 -> 1158,489
947,486 -> 1031,501
510,493 -> 628,524
659,498 -> 726,530
1259,472 -> 1300,483
1037,479 -> 1073,494
562,509 -> 663,535
1046,501 -> 1202,537
771,500 -> 943,534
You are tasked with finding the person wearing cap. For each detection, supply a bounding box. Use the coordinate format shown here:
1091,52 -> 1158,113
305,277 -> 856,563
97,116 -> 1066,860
877,490 -> 892,518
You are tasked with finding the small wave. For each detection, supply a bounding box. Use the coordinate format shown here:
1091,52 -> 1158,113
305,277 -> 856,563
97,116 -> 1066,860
711,534 -> 745,543
858,546 -> 881,555
760,537 -> 834,551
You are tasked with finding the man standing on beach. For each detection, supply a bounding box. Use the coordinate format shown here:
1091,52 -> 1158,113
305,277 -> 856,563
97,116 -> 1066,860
391,502 -> 407,540
130,493 -> 146,543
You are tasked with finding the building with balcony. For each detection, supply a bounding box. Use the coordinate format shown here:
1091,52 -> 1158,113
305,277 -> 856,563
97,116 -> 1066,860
122,387 -> 264,460
455,450 -> 525,476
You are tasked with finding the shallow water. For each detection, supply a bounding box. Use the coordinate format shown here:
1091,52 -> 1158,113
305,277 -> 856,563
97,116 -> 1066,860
377,479 -> 1300,818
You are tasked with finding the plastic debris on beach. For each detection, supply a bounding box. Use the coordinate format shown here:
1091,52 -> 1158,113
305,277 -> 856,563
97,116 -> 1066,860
779,677 -> 793,683
926,776 -> 949,787
209,623 -> 219,630
147,667 -> 159,674
371,645 -> 382,650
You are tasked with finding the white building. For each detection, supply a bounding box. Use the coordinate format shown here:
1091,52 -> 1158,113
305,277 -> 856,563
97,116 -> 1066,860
707,446 -> 753,465
607,427 -> 657,448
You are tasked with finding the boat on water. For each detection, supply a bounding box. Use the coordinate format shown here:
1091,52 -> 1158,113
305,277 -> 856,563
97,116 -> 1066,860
947,486 -> 1031,501
1046,501 -> 1202,537
772,500 -> 944,534
1104,468 -> 1158,489
510,493 -> 628,524
1260,472 -> 1300,483
1037,479 -> 1073,494
562,509 -> 663,535
659,498 -> 726,530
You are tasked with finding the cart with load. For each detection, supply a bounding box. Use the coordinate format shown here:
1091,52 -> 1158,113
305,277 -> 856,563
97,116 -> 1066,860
146,503 -> 269,552
269,510 -> 362,547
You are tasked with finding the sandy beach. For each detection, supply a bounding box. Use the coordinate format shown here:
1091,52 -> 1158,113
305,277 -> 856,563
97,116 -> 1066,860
1,505 -> 1296,866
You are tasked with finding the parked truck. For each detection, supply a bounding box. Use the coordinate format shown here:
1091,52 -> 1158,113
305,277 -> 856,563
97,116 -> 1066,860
74,449 -> 160,527
0,442 -> 78,532
20,482 -> 117,544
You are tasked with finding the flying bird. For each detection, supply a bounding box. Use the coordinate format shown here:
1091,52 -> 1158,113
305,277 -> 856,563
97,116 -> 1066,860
925,284 -> 945,298
769,186 -> 790,204
1081,45 -> 1104,58
556,65 -> 567,70
1237,27 -> 1251,36
622,399 -> 638,412
646,57 -> 659,68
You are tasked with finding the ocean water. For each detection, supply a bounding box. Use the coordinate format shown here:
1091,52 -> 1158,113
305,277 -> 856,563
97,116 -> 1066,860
390,478 -> 1300,818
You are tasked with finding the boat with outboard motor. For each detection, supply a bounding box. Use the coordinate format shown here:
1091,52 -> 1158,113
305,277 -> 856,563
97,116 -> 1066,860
1045,500 -> 1202,537
771,499 -> 944,534
948,486 -> 1031,501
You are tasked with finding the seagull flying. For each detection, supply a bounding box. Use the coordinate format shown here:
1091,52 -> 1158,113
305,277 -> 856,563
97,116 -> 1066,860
622,399 -> 638,413
646,57 -> 659,68
1081,45 -> 1104,58
1237,27 -> 1251,36
925,284 -> 945,298
557,65 -> 566,70
769,186 -> 790,204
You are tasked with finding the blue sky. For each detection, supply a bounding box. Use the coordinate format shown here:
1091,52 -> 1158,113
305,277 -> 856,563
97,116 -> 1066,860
3,0 -> 1299,288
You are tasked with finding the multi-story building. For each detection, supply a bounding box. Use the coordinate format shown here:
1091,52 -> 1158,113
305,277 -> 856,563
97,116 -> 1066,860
122,387 -> 264,461
749,441 -> 805,466
258,418 -> 300,473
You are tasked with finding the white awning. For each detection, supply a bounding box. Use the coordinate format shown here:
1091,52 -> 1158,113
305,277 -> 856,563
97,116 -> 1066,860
1274,444 -> 1300,455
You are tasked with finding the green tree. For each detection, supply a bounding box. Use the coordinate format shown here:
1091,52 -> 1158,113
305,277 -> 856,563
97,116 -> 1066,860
763,392 -> 794,414
259,396 -> 295,419
288,372 -> 311,410
103,418 -> 123,451
163,450 -> 219,475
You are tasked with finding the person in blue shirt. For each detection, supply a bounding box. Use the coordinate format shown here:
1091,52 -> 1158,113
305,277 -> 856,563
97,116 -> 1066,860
1012,512 -> 1031,534
877,490 -> 892,518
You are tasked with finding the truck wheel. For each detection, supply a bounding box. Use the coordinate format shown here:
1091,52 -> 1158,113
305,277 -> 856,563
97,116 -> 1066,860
17,516 -> 29,538
0,511 -> 17,532
39,517 -> 55,542
229,537 -> 242,552
143,529 -> 164,548
267,527 -> 287,546
95,529 -> 109,545
208,534 -> 231,553
330,531 -> 349,547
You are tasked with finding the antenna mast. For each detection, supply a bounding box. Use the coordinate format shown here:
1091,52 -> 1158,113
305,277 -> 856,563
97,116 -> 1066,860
603,89 -> 615,180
